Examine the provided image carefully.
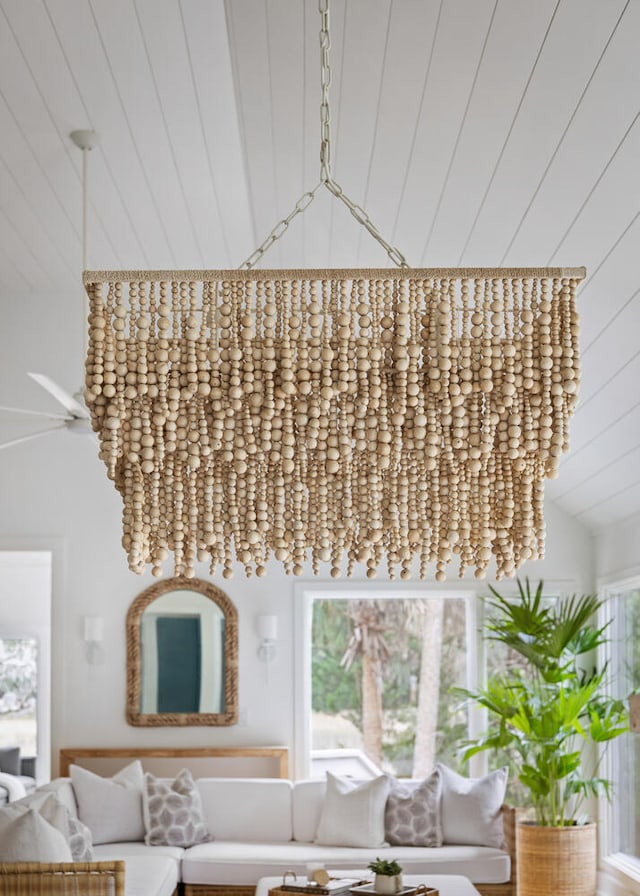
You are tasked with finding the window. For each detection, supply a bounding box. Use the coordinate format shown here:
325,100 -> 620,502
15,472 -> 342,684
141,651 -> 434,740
604,581 -> 640,869
0,637 -> 38,756
296,587 -> 478,780
0,549 -> 53,782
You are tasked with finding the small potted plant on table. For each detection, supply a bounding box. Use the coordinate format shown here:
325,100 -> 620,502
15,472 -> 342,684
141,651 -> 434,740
367,859 -> 403,895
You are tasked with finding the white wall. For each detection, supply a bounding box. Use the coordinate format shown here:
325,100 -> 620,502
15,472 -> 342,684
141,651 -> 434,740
596,514 -> 640,584
0,290 -> 596,776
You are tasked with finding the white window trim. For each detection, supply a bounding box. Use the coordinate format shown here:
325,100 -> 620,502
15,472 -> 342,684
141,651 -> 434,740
0,543 -> 61,784
598,572 -> 640,892
294,580 -> 486,781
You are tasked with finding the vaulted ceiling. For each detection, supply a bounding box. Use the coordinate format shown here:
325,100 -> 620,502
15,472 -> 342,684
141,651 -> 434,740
0,0 -> 638,535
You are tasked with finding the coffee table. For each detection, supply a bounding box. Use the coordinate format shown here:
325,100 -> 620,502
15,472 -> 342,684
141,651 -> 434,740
256,873 -> 480,896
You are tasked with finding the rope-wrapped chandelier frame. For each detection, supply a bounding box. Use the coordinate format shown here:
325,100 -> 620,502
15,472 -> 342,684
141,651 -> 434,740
84,266 -> 584,582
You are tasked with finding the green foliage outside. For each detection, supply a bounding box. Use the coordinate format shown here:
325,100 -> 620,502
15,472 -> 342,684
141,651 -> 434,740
615,588 -> 640,855
0,638 -> 37,717
311,597 -> 468,777
0,638 -> 38,755
312,600 -> 360,721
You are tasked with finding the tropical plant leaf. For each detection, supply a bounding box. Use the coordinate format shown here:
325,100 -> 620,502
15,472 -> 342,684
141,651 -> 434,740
460,578 -> 627,825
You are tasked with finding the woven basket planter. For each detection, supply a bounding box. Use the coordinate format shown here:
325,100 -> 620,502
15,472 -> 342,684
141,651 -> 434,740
517,821 -> 596,896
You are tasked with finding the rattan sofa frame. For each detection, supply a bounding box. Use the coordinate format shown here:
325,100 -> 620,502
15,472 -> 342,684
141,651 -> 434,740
0,861 -> 125,896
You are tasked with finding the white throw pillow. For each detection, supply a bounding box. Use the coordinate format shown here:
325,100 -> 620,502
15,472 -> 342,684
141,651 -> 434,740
70,760 -> 145,845
3,791 -> 68,836
7,789 -> 94,861
0,807 -> 73,862
437,763 -> 508,848
143,768 -> 211,847
315,772 -> 390,848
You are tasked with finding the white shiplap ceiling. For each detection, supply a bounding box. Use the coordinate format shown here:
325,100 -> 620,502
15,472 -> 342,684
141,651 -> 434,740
0,0 -> 638,535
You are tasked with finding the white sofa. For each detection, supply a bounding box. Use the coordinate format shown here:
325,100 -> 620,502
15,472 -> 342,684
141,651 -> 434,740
27,775 -> 514,896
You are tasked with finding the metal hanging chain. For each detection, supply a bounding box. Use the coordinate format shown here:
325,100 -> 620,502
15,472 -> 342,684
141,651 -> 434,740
240,0 -> 409,270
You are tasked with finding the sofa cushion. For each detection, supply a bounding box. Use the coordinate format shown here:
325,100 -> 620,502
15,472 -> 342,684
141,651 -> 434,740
0,807 -> 73,862
143,769 -> 211,847
196,778 -> 293,842
385,771 -> 442,847
292,780 -> 326,842
70,760 -> 145,845
96,854 -> 178,896
181,841 -> 511,886
437,763 -> 508,848
94,841 -> 185,866
315,773 -> 390,848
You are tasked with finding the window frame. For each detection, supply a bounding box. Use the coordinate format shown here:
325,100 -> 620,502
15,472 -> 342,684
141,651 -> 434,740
599,570 -> 640,890
0,546 -> 55,783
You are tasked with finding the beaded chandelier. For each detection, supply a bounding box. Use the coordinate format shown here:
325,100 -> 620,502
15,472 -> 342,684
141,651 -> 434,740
82,2 -> 584,582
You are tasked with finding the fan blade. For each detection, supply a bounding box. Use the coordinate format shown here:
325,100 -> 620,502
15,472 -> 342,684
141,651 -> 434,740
0,404 -> 71,421
0,424 -> 68,451
28,373 -> 88,418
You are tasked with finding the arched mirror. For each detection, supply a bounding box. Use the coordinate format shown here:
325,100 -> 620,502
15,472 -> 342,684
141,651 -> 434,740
126,577 -> 238,726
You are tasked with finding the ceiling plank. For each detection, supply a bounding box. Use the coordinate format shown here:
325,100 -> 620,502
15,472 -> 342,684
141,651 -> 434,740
225,0 -> 282,268
425,0 -> 560,266
0,0 -> 118,272
503,0 -> 640,265
549,405 -> 640,501
462,0 -> 628,265
135,0 -> 233,267
89,0 -> 204,266
44,0 -> 175,268
392,0 -> 497,267
181,0 -> 253,267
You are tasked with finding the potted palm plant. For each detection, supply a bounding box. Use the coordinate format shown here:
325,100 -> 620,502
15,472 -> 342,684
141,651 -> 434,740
458,578 -> 628,896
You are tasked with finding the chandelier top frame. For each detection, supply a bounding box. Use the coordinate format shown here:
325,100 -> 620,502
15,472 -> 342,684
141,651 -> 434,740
84,267 -> 586,284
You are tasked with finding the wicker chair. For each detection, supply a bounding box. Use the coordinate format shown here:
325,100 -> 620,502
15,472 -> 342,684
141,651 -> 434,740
0,861 -> 125,896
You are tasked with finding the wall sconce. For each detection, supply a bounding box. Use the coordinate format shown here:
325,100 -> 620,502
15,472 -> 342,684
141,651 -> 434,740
257,615 -> 277,681
84,615 -> 105,665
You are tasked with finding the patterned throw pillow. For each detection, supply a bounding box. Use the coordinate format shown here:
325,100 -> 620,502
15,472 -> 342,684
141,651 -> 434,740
384,769 -> 442,847
67,814 -> 94,861
143,769 -> 211,847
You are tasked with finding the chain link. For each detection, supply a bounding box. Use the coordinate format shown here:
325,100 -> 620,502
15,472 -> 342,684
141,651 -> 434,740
240,187 -> 321,270
239,0 -> 410,270
325,179 -> 409,268
319,0 -> 332,184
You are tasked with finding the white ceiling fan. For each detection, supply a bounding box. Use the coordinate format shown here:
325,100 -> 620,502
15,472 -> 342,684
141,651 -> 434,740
0,373 -> 92,452
0,131 -> 98,453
